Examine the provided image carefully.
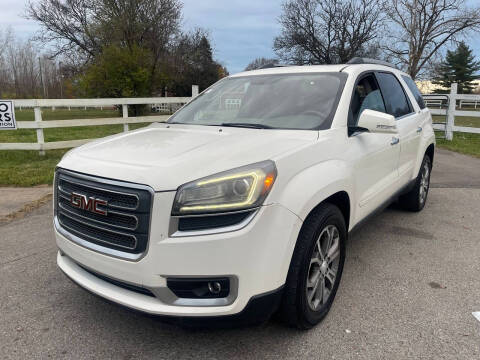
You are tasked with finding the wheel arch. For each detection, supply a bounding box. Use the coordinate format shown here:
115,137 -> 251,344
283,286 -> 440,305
425,143 -> 435,164
412,140 -> 435,181
303,191 -> 351,232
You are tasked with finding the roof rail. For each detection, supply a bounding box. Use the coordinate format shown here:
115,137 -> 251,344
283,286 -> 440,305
347,57 -> 397,69
258,63 -> 291,69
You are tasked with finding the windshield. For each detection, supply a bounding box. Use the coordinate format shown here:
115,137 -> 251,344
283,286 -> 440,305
169,73 -> 347,130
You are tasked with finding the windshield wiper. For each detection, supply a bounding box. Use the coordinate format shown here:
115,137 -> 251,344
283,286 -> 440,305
220,122 -> 273,129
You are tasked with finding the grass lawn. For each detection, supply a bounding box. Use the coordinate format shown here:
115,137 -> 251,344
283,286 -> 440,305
432,113 -> 480,157
436,132 -> 480,158
1,108 -> 478,186
432,115 -> 480,128
1,108 -> 157,143
0,150 -> 68,187
0,108 -> 164,186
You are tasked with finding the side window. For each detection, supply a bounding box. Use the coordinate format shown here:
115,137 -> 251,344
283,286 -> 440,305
401,75 -> 426,109
349,74 -> 386,126
375,72 -> 413,119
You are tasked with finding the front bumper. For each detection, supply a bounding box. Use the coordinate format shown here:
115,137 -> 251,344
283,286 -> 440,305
55,192 -> 302,317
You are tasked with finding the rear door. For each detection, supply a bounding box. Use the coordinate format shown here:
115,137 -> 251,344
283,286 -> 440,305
375,72 -> 421,186
401,74 -> 431,175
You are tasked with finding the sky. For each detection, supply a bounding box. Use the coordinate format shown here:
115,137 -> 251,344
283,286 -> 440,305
1,0 -> 479,74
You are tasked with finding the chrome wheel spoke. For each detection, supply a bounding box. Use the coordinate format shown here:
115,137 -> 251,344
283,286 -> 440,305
327,244 -> 340,263
307,270 -> 322,307
324,227 -> 333,255
316,277 -> 325,306
310,257 -> 321,267
326,227 -> 340,263
307,269 -> 321,289
316,239 -> 325,261
322,280 -> 330,304
325,267 -> 337,285
309,276 -> 321,299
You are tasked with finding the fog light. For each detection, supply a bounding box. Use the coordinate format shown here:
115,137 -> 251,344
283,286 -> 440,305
167,278 -> 230,299
208,281 -> 222,295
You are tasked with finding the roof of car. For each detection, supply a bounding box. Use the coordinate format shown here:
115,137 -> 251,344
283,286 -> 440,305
232,65 -> 347,77
232,62 -> 407,78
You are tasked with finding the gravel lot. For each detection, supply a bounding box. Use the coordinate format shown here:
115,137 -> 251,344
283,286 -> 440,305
1,148 -> 479,359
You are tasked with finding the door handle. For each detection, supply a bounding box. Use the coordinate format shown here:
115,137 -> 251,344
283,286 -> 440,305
417,127 -> 423,133
391,137 -> 400,146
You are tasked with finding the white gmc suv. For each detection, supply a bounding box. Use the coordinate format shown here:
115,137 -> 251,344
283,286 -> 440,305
54,58 -> 435,329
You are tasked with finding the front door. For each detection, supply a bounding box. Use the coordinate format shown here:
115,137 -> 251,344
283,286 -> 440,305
348,73 -> 400,223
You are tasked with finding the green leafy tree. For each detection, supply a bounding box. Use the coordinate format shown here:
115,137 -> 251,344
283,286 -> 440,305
28,1 -> 227,99
168,30 -> 226,96
433,42 -> 480,94
79,45 -> 152,98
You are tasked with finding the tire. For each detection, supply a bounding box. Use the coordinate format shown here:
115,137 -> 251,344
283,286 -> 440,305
399,155 -> 432,212
280,203 -> 346,329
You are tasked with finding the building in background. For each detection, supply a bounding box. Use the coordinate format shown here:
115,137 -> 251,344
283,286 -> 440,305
416,80 -> 480,94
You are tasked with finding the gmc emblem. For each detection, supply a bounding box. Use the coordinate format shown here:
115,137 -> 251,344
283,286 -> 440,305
70,192 -> 108,216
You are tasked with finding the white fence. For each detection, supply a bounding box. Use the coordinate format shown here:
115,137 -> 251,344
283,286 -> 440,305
1,86 -> 198,154
423,83 -> 480,140
1,82 -> 477,154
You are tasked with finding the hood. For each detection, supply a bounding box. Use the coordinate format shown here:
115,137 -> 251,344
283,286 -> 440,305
58,123 -> 318,191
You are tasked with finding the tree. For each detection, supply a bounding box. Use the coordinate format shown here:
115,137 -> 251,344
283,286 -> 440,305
383,0 -> 480,79
244,58 -> 279,71
432,42 -> 480,94
274,0 -> 384,65
168,30 -> 227,96
78,45 -> 152,98
27,0 -> 226,98
0,27 -> 66,98
27,0 -> 182,93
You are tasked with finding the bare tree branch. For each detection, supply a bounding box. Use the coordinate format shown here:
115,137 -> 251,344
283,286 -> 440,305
383,0 -> 480,79
274,0 -> 385,64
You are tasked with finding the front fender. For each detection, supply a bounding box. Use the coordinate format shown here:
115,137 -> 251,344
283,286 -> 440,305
276,159 -> 354,227
269,159 -> 354,286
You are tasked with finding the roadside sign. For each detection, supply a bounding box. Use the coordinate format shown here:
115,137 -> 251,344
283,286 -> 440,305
0,100 -> 17,130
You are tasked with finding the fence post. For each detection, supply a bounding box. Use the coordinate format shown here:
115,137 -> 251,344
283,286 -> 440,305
34,106 -> 45,156
446,83 -> 457,141
192,85 -> 199,98
122,104 -> 129,132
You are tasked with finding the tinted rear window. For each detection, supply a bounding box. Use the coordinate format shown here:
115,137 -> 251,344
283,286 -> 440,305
376,72 -> 412,118
402,75 -> 426,109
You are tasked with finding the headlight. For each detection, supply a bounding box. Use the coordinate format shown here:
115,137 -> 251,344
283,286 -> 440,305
172,160 -> 277,215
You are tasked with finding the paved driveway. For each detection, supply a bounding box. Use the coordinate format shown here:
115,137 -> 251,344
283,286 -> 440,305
1,148 -> 479,359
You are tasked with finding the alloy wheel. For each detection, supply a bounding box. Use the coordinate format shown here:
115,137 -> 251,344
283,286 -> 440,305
306,225 -> 340,311
419,161 -> 430,204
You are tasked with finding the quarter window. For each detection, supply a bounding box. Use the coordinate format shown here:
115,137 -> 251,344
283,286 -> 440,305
376,72 -> 412,118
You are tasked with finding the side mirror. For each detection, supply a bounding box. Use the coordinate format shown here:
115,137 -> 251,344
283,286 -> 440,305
357,109 -> 398,134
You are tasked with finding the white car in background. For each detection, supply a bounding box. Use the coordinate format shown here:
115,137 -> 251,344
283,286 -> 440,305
54,58 -> 435,329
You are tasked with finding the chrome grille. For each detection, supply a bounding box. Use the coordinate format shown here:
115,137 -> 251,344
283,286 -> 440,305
55,169 -> 153,258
